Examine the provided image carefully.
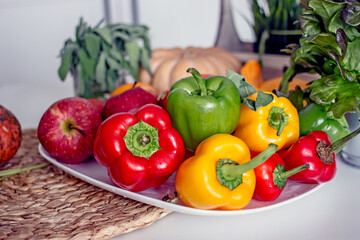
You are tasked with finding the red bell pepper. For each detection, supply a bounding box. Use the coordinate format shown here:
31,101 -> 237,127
280,126 -> 360,184
93,104 -> 185,192
253,153 -> 309,201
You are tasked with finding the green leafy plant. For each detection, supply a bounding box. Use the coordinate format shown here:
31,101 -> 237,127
279,0 -> 360,118
58,18 -> 152,98
249,0 -> 302,64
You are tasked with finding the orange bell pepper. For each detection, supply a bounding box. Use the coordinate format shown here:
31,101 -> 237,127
175,134 -> 277,210
234,92 -> 299,153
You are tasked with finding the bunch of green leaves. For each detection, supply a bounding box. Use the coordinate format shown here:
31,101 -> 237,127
250,0 -> 302,64
58,18 -> 151,98
279,0 -> 360,118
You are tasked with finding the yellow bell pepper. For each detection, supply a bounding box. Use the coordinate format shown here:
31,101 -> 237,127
234,92 -> 299,153
175,134 -> 277,210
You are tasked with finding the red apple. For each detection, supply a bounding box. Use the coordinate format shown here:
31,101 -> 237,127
0,105 -> 22,164
37,97 -> 102,164
87,98 -> 105,114
101,87 -> 158,119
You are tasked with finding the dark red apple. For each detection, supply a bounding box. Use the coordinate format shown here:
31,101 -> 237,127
87,98 -> 105,114
37,97 -> 102,164
0,105 -> 22,164
101,87 -> 157,119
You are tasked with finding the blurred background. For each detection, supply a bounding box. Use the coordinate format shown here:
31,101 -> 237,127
0,0 -> 299,128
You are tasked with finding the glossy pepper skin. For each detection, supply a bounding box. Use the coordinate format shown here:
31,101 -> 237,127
279,131 -> 336,184
299,102 -> 350,149
93,104 -> 185,192
175,134 -> 277,210
167,68 -> 241,151
234,92 -> 299,153
253,153 -> 309,201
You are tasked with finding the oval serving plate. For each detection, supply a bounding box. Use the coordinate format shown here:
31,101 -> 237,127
39,144 -> 324,216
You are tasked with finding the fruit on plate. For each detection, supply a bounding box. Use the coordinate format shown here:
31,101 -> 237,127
0,105 -> 22,164
101,87 -> 158,119
110,82 -> 158,97
87,98 -> 105,114
37,97 -> 102,164
138,47 -> 242,92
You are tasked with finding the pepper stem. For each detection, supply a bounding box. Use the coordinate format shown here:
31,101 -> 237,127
216,143 -> 278,190
329,125 -> 360,154
268,106 -> 289,136
274,163 -> 310,189
123,120 -> 160,159
187,68 -> 207,96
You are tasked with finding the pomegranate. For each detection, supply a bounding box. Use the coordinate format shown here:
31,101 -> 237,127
0,105 -> 22,164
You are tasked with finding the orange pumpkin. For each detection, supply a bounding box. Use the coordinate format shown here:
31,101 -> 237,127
138,47 -> 242,92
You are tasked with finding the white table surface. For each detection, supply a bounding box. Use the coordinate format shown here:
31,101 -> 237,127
1,80 -> 359,240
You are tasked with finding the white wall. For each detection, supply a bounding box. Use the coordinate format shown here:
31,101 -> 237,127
0,0 -> 254,128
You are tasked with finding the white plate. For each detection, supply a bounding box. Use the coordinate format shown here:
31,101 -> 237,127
39,144 -> 324,216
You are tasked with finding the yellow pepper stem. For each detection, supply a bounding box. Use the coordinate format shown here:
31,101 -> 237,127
216,144 -> 278,190
268,106 -> 289,136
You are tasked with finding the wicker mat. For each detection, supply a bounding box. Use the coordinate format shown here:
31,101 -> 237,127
0,129 -> 171,240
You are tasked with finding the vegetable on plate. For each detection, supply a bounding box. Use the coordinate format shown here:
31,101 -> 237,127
93,104 -> 185,192
280,126 -> 360,184
253,152 -> 309,201
299,102 -> 350,150
175,133 -> 278,210
167,68 -> 241,151
234,91 -> 299,153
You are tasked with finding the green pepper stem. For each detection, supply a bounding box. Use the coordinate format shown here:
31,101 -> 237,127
268,106 -> 289,136
0,163 -> 50,180
329,124 -> 360,154
187,68 -> 207,96
217,144 -> 278,190
278,163 -> 310,180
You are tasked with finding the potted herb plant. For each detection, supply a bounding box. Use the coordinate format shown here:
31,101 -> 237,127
58,18 -> 152,99
279,0 -> 360,166
249,0 -> 302,64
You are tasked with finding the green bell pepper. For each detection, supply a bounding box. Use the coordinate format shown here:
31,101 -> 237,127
167,68 -> 241,151
299,102 -> 350,151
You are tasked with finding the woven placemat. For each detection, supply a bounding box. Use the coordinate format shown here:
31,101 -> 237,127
0,129 -> 171,240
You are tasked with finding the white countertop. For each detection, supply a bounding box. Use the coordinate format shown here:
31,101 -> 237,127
1,81 -> 359,240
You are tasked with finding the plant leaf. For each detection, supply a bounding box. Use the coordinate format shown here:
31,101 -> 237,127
226,69 -> 257,98
125,40 -> 140,80
58,43 -> 78,80
342,38 -> 360,72
78,49 -> 96,79
95,26 -> 112,45
84,33 -> 101,59
341,2 -> 360,27
95,52 -> 107,90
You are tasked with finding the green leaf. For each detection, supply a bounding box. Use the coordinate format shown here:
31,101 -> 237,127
300,13 -> 323,36
95,52 -> 107,90
328,96 -> 359,118
328,11 -> 360,42
226,69 -> 257,98
84,33 -> 101,58
125,40 -> 140,80
106,56 -> 120,70
78,49 -> 96,79
242,91 -> 274,112
287,86 -> 305,111
308,0 -> 345,27
95,26 -> 112,45
58,43 -> 78,80
140,47 -> 152,74
342,38 -> 360,72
